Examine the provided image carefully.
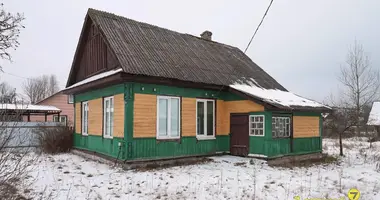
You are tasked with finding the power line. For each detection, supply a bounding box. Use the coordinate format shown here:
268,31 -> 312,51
1,70 -> 67,89
244,0 -> 274,53
215,0 -> 275,97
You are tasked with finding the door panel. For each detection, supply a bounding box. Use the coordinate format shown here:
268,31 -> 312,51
230,114 -> 249,156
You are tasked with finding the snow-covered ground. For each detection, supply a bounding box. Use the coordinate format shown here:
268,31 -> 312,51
21,138 -> 380,200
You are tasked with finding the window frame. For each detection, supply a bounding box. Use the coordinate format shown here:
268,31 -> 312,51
81,101 -> 89,136
68,95 -> 74,104
156,96 -> 181,140
271,116 -> 291,138
103,96 -> 114,139
53,115 -> 67,124
249,115 -> 265,137
196,99 -> 216,140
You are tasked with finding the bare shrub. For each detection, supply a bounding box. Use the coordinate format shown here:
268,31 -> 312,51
35,125 -> 73,154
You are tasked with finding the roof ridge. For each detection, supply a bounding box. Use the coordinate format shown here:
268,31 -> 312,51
87,8 -> 238,50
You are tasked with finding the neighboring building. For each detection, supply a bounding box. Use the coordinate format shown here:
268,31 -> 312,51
63,9 -> 331,161
367,102 -> 380,136
28,91 -> 74,126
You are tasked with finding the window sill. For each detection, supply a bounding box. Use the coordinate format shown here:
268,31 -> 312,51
249,135 -> 265,137
156,137 -> 180,141
82,133 -> 88,136
103,136 -> 113,139
196,136 -> 216,140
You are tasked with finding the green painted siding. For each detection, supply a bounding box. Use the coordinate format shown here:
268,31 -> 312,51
292,137 -> 322,153
249,111 -> 322,158
128,136 -> 229,160
73,133 -> 125,159
132,82 -> 242,101
75,84 -> 124,103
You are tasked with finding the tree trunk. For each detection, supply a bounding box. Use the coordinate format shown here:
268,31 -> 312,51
339,131 -> 343,156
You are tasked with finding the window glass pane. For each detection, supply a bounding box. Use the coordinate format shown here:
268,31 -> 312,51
159,99 -> 168,136
197,101 -> 204,135
110,111 -> 114,136
170,98 -> 179,137
206,101 -> 214,136
105,110 -> 110,136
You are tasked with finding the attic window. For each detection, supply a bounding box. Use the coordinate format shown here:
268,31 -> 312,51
68,95 -> 74,104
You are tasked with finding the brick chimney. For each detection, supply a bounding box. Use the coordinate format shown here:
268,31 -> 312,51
200,30 -> 212,41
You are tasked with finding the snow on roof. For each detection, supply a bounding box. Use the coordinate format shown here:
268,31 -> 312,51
66,68 -> 123,90
230,78 -> 330,109
367,102 -> 380,126
0,104 -> 61,111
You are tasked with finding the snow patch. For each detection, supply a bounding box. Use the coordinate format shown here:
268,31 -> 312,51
230,81 -> 330,109
368,101 -> 380,125
65,68 -> 123,90
0,104 -> 60,111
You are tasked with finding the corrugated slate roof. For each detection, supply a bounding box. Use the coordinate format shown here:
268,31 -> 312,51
87,8 -> 287,91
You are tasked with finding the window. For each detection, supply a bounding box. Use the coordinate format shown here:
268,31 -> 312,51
272,116 -> 291,138
103,96 -> 114,138
82,102 -> 89,136
157,96 -> 180,139
196,99 -> 215,139
53,115 -> 67,124
249,115 -> 265,136
68,95 -> 74,104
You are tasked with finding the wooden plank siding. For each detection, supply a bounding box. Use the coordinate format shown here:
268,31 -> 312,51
75,103 -> 81,133
133,94 -> 264,138
133,94 -> 157,138
88,98 -> 103,136
113,94 -> 124,138
70,19 -> 119,85
293,116 -> 320,138
223,100 -> 264,133
182,98 -> 196,137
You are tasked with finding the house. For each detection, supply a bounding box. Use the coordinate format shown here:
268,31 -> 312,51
27,91 -> 74,126
367,102 -> 380,136
63,8 -> 331,161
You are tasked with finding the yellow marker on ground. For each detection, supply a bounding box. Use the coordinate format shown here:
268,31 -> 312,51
348,188 -> 360,200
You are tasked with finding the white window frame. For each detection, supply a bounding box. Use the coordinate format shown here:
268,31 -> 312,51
82,102 -> 89,136
53,115 -> 67,123
196,99 -> 215,140
249,115 -> 265,137
68,95 -> 74,104
156,96 -> 181,140
103,96 -> 114,139
272,116 -> 291,138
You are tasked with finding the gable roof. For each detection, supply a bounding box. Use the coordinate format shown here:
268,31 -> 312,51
70,8 -> 286,91
368,102 -> 380,126
65,8 -> 331,112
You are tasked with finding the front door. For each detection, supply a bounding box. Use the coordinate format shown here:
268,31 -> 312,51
230,114 -> 249,156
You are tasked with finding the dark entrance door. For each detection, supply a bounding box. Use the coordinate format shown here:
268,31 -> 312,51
230,114 -> 249,156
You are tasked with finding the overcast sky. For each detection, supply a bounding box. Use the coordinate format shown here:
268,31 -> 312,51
1,0 -> 379,102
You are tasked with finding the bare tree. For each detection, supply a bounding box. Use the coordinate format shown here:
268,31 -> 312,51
325,94 -> 358,156
0,82 -> 15,103
338,41 -> 380,135
22,74 -> 60,104
0,3 -> 25,69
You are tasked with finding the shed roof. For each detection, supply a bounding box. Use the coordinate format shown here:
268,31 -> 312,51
368,102 -> 380,126
0,104 -> 61,115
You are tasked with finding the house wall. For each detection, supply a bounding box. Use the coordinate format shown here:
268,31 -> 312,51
73,84 -> 125,158
72,82 -> 323,160
128,82 -> 263,160
248,112 -> 322,158
28,93 -> 74,125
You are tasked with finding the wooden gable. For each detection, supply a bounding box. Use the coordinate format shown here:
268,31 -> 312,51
66,16 -> 120,87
